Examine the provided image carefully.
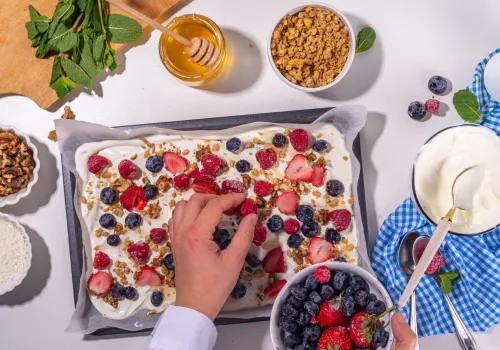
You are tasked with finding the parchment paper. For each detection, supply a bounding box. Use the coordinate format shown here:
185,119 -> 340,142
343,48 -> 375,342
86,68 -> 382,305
56,105 -> 370,334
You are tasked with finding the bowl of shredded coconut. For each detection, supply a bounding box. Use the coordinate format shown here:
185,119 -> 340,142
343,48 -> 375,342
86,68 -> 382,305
0,213 -> 32,295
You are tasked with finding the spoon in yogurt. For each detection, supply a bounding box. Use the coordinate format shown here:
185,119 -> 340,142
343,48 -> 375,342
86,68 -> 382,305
399,166 -> 482,307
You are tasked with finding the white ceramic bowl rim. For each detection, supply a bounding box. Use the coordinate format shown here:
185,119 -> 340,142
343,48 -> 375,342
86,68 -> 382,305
0,125 -> 40,208
267,2 -> 356,92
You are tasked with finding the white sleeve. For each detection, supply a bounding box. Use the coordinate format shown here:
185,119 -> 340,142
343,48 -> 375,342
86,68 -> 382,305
144,305 -> 218,350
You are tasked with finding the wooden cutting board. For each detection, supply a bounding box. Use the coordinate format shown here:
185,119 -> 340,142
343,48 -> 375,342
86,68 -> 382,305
0,0 -> 182,109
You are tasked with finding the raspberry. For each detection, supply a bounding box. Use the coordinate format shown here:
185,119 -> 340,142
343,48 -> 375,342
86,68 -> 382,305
127,242 -> 149,263
93,251 -> 111,270
221,180 -> 245,194
150,228 -> 167,244
118,159 -> 138,179
314,267 -> 331,284
328,209 -> 352,232
173,174 -> 190,191
237,198 -> 257,217
87,155 -> 110,174
201,154 -> 223,175
253,225 -> 267,246
425,98 -> 440,115
255,148 -> 277,170
253,180 -> 273,197
290,129 -> 310,152
188,167 -> 201,179
283,218 -> 300,235
426,252 -> 445,274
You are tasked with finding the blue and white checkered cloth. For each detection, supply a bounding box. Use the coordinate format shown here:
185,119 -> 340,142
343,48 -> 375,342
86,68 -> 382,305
371,49 -> 500,337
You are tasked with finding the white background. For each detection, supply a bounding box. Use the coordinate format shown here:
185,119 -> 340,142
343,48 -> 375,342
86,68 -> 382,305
0,0 -> 499,349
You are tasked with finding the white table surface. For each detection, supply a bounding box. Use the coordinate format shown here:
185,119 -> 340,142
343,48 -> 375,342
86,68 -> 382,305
1,0 -> 499,349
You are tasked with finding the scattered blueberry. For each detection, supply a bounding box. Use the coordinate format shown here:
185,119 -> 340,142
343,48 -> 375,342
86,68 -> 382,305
282,304 -> 298,318
301,341 -> 316,350
100,187 -> 117,205
313,140 -> 328,152
145,155 -> 164,172
428,75 -> 448,95
99,213 -> 116,229
335,257 -> 347,263
295,205 -> 314,223
368,293 -> 377,302
320,285 -> 335,300
304,275 -> 319,291
235,159 -> 251,173
350,275 -> 368,291
408,101 -> 427,120
309,291 -> 323,304
284,334 -> 301,349
163,253 -> 174,270
325,228 -> 341,244
122,286 -> 137,300
213,228 -> 230,247
219,239 -> 231,250
302,325 -> 321,342
151,291 -> 164,307
110,284 -> 124,299
287,234 -> 303,248
296,310 -> 310,327
366,300 -> 386,315
326,180 -> 344,197
125,213 -> 142,229
342,295 -> 356,316
106,234 -> 121,246
143,184 -> 158,200
301,221 -> 320,238
272,133 -> 287,148
344,286 -> 356,298
278,316 -> 297,333
287,295 -> 302,309
231,282 -> 247,299
245,253 -> 260,268
354,290 -> 370,309
226,137 -> 242,152
290,284 -> 308,301
303,301 -> 319,316
267,215 -> 284,233
374,329 -> 390,347
333,271 -> 350,291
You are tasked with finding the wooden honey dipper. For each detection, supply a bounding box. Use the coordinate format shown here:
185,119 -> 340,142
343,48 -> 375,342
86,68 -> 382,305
106,0 -> 221,67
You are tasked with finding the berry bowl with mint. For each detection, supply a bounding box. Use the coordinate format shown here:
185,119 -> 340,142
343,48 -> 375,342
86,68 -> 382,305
270,262 -> 395,350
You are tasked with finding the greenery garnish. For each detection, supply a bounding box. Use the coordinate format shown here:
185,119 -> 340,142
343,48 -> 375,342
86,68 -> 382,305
439,270 -> 460,294
25,0 -> 142,98
453,89 -> 482,124
355,26 -> 376,53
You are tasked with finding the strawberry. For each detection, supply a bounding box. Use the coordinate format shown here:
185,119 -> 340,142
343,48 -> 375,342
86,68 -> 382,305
253,225 -> 267,246
312,164 -> 325,187
318,298 -> 345,328
201,154 -> 223,175
135,265 -> 163,286
314,266 -> 331,283
87,271 -> 112,295
263,279 -> 287,299
87,155 -> 110,174
120,186 -> 147,212
262,247 -> 285,273
274,191 -> 299,214
221,180 -> 245,194
329,209 -> 352,232
118,159 -> 139,179
256,148 -> 277,169
283,218 -> 300,235
237,198 -> 257,217
162,151 -> 188,174
188,167 -> 202,179
285,154 -> 314,182
127,241 -> 150,263
93,251 -> 111,270
310,315 -> 318,324
150,228 -> 167,244
308,237 -> 334,264
173,174 -> 190,191
290,129 -> 310,152
350,307 -> 395,349
192,176 -> 220,194
317,327 -> 353,350
253,180 -> 273,197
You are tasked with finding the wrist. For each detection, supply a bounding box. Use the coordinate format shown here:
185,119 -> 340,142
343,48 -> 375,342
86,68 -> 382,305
175,298 -> 218,321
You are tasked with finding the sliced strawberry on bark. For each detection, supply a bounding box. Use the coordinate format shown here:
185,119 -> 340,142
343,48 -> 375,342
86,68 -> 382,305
221,180 -> 245,194
262,247 -> 285,273
118,159 -> 139,179
312,164 -> 325,187
253,180 -> 274,197
192,176 -> 220,194
274,191 -> 299,214
162,151 -> 188,174
328,209 -> 352,232
87,271 -> 112,295
188,167 -> 202,179
256,148 -> 277,170
201,154 -> 223,175
93,251 -> 111,270
253,225 -> 267,246
264,279 -> 287,299
87,155 -> 110,174
120,186 -> 147,211
136,266 -> 163,286
308,237 -> 334,265
285,154 -> 314,182
127,241 -> 150,263
237,198 -> 258,217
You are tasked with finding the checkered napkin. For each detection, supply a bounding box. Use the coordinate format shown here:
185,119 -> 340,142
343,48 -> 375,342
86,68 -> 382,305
371,49 -> 500,337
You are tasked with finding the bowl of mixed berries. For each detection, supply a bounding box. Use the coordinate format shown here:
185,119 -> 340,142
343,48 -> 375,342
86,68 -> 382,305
271,262 -> 395,350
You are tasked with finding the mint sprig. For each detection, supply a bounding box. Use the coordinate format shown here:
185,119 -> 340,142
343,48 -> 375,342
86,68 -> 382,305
439,270 -> 460,294
453,90 -> 482,123
355,26 -> 376,53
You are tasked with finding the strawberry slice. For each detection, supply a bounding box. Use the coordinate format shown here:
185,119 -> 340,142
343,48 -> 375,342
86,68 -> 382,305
308,237 -> 334,265
162,151 -> 188,175
328,209 -> 352,232
135,266 -> 163,286
285,154 -> 314,182
87,155 -> 110,174
262,247 -> 285,273
264,279 -> 287,299
120,186 -> 147,212
201,154 -> 223,175
87,271 -> 112,295
312,164 -> 325,187
274,191 -> 299,214
253,225 -> 267,246
188,167 -> 202,179
192,176 -> 220,194
118,159 -> 139,179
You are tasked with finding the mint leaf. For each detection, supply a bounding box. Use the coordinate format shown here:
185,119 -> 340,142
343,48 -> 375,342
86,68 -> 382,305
48,23 -> 78,52
79,35 -> 99,78
28,5 -> 50,33
35,32 -> 51,58
31,36 -> 41,47
105,14 -> 142,43
104,46 -> 117,71
48,3 -> 75,37
453,90 -> 482,123
81,0 -> 95,29
93,34 -> 106,61
50,76 -> 77,98
25,22 -> 39,40
51,56 -> 62,84
62,57 -> 92,91
356,26 -> 376,53
439,270 -> 460,294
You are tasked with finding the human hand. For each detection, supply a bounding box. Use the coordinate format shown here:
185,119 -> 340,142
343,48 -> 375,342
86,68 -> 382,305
392,312 -> 417,350
168,193 -> 258,321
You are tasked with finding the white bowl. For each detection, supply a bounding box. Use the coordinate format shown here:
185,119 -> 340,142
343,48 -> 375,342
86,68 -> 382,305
0,125 -> 40,207
0,213 -> 32,295
267,2 -> 356,92
270,262 -> 395,350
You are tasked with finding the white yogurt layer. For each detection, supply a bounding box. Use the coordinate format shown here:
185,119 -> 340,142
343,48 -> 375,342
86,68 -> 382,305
414,125 -> 500,234
75,123 -> 358,319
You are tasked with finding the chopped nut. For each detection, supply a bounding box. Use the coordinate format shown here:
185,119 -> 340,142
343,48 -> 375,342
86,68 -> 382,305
212,143 -> 220,152
258,209 -> 272,222
114,223 -> 126,235
306,153 -> 317,162
182,149 -> 189,155
61,106 -> 75,119
142,138 -> 153,148
229,160 -> 235,167
112,178 -> 133,193
48,130 -> 57,142
343,156 -> 348,161
147,201 -> 161,219
284,129 -> 291,136
86,201 -> 94,211
241,174 -> 251,189
315,209 -> 329,225
348,198 -> 354,205
243,142 -> 254,149
156,175 -> 172,192
79,196 -> 87,204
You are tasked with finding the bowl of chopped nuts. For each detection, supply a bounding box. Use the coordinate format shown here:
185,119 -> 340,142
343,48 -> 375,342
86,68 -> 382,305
268,3 -> 355,92
0,125 -> 40,207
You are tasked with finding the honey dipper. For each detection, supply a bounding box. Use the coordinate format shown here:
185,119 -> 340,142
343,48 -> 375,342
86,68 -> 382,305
106,0 -> 221,67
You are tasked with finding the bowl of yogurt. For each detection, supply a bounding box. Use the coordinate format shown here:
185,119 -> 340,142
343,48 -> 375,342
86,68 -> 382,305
412,124 -> 500,235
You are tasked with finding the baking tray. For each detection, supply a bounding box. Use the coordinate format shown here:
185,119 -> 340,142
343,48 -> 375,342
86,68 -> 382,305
61,107 -> 368,336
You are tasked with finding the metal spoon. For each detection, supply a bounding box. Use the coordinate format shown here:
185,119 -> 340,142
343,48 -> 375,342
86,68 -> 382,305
397,231 -> 420,350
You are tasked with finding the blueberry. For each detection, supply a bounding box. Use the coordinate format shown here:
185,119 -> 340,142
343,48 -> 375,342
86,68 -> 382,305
309,291 -> 323,304
408,101 -> 427,120
272,133 -> 287,148
350,275 -> 368,291
235,159 -> 251,173
282,304 -> 298,318
284,334 -> 301,349
231,282 -> 247,299
296,310 -> 310,326
302,324 -> 321,341
303,301 -> 319,316
122,286 -> 137,300
287,295 -> 303,309
301,341 -> 316,350
335,257 -> 347,263
366,300 -> 386,315
287,234 -> 303,248
344,286 -> 356,298
143,184 -> 158,200
213,228 -> 230,246
99,213 -> 116,229
290,284 -> 308,300
163,253 -> 174,270
313,140 -> 328,152
267,215 -> 284,232
125,213 -> 142,229
326,180 -> 344,197
303,275 -> 318,291
245,253 -> 260,268
342,295 -> 356,316
428,75 -> 448,95
219,238 -> 231,250
278,315 -> 297,333
354,290 -> 370,309
333,271 -> 350,291
100,187 -> 117,205
368,293 -> 377,302
320,285 -> 335,300
295,205 -> 314,223
301,221 -> 320,238
374,329 -> 390,347
325,228 -> 341,244
226,137 -> 242,153
110,283 -> 124,299
151,291 -> 164,307
145,155 -> 163,172
106,234 -> 121,246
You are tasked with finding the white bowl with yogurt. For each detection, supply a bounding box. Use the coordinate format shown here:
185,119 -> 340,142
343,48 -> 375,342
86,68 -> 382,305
412,124 -> 500,235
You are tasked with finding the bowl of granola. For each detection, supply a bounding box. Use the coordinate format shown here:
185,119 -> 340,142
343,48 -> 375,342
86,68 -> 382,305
0,125 -> 39,207
268,3 -> 355,92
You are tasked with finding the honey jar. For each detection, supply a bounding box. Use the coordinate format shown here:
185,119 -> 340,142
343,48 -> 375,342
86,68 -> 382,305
159,14 -> 226,86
